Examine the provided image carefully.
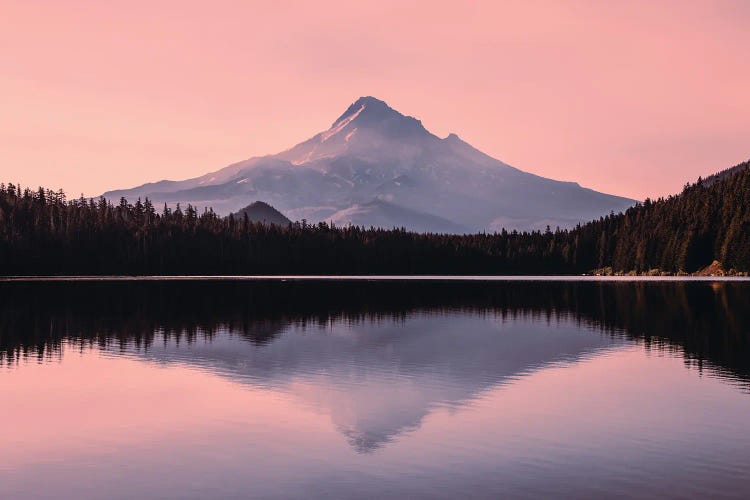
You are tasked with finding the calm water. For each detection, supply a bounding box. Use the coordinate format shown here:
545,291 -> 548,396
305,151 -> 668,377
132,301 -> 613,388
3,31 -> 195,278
2,279 -> 750,499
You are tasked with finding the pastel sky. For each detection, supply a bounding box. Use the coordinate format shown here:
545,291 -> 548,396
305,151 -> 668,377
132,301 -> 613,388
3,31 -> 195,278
2,0 -> 749,200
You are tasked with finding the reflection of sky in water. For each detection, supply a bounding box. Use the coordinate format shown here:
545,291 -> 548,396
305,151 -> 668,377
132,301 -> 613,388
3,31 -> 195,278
3,310 -> 750,499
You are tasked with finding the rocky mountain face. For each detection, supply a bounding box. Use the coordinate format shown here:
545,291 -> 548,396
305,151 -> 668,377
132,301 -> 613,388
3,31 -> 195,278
104,96 -> 635,233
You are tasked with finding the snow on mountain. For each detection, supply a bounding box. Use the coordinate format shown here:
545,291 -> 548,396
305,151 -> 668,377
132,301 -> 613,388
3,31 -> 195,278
103,96 -> 636,233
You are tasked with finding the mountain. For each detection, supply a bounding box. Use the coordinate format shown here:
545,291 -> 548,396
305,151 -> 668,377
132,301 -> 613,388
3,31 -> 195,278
233,201 -> 290,226
103,96 -> 635,233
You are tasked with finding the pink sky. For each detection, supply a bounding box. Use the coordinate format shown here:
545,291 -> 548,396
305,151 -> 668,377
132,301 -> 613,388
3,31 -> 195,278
2,0 -> 749,200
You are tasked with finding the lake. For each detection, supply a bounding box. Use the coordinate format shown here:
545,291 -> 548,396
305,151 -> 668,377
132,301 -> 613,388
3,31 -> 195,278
2,279 -> 750,499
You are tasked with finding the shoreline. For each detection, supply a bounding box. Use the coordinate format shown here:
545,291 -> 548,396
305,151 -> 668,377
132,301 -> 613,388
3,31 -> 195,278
1,275 -> 749,282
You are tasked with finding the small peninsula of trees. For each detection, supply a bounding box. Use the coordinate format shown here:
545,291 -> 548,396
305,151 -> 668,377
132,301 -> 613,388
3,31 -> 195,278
0,160 -> 748,275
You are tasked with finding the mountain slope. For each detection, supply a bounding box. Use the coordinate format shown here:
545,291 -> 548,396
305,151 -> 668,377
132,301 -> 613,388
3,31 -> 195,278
329,199 -> 467,233
104,96 -> 636,232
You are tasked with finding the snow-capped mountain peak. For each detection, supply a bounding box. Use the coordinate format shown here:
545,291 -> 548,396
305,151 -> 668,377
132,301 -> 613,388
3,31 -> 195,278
103,97 -> 636,233
331,96 -> 394,126
322,103 -> 365,142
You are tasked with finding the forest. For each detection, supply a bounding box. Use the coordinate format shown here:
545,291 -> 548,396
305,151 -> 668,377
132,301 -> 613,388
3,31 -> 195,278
0,160 -> 748,275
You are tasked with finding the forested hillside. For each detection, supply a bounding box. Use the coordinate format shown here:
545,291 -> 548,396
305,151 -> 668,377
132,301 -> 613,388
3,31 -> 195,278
0,159 -> 748,275
577,159 -> 750,273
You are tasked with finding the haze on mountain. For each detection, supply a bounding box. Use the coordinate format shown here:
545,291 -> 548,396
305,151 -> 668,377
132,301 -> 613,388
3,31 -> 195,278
104,96 -> 636,233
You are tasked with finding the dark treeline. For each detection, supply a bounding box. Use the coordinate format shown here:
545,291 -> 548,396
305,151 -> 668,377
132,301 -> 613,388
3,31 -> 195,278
2,280 -> 749,384
1,160 -> 749,274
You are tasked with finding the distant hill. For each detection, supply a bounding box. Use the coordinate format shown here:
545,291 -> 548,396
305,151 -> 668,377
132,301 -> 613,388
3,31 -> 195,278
103,96 -> 635,232
703,161 -> 750,187
233,201 -> 291,226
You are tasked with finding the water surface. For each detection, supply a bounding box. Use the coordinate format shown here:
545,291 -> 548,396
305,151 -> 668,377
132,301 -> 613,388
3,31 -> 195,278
1,280 -> 749,498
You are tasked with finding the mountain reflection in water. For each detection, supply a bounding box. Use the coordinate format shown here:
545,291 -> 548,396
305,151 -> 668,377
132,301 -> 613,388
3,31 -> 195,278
2,280 -> 750,499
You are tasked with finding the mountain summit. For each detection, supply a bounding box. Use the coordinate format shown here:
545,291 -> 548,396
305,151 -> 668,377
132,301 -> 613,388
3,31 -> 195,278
329,95 -> 428,136
104,97 -> 635,232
